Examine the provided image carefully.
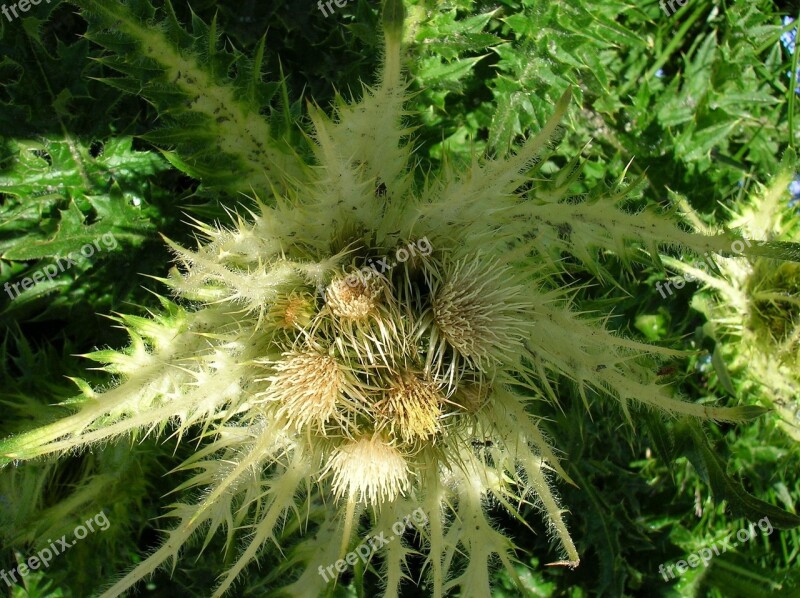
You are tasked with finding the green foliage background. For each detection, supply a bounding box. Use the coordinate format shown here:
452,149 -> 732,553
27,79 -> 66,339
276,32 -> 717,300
0,0 -> 799,596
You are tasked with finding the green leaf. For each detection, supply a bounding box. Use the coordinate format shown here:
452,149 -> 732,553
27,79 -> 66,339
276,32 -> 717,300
712,344 -> 736,397
676,419 -> 800,530
70,0 -> 305,196
0,137 -> 165,261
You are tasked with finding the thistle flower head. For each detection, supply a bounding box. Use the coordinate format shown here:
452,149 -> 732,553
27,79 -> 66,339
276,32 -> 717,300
268,291 -> 315,330
673,160 -> 800,441
0,2 -> 772,597
262,349 -> 346,431
325,274 -> 383,320
375,371 -> 445,444
327,434 -> 411,505
429,256 -> 531,377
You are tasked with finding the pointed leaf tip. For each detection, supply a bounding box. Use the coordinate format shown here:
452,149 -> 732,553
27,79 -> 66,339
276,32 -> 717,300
555,85 -> 573,113
382,0 -> 406,39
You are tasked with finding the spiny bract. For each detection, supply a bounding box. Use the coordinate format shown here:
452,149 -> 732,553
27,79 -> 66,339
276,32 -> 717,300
666,154 -> 800,442
0,2 -> 770,596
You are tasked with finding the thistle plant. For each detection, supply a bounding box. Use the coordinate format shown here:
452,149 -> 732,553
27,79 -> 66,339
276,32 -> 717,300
2,1 -> 794,596
666,154 -> 800,442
